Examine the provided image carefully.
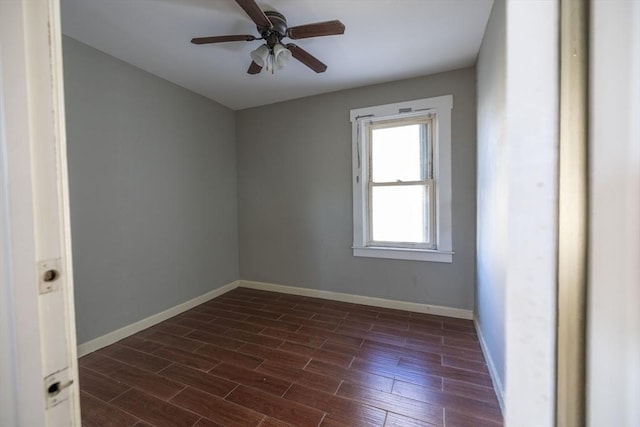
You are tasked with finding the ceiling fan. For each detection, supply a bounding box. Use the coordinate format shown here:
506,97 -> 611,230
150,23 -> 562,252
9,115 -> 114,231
191,0 -> 345,74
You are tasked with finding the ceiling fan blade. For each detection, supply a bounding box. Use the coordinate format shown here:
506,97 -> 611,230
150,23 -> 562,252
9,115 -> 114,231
287,20 -> 345,39
191,35 -> 256,44
286,44 -> 327,73
247,61 -> 262,74
235,0 -> 272,29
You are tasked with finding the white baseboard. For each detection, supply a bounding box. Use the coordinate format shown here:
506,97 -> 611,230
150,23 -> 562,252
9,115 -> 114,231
474,317 -> 505,414
238,280 -> 473,320
78,279 -> 474,357
77,280 -> 239,357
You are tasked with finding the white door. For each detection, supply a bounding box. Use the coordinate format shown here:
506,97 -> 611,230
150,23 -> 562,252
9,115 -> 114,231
0,0 -> 81,426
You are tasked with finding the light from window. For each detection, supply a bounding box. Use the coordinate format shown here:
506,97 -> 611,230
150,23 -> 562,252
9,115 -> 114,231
368,119 -> 433,247
371,185 -> 427,243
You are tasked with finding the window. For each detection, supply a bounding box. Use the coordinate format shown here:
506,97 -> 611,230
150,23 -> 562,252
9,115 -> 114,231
350,95 -> 453,262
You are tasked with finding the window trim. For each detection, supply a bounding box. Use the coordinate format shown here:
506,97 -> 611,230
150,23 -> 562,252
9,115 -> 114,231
350,95 -> 453,263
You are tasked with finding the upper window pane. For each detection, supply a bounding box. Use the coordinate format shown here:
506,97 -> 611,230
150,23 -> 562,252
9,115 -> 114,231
371,123 -> 425,182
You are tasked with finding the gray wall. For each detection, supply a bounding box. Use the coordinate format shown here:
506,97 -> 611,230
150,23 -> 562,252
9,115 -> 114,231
63,36 -> 239,344
475,0 -> 506,393
236,68 -> 476,309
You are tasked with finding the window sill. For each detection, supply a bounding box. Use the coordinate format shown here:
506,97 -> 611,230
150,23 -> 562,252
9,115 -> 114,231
352,246 -> 453,263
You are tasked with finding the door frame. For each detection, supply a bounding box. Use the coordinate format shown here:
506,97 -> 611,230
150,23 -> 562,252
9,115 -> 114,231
0,0 -> 80,425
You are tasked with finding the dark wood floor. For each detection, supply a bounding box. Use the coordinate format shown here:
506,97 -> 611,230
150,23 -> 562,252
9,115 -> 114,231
78,287 -> 503,426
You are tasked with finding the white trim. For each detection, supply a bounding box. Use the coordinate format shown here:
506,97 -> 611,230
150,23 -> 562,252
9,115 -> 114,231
474,318 -> 505,415
352,246 -> 453,263
503,3 -> 558,425
238,280 -> 473,320
77,281 -> 239,357
349,95 -> 453,121
350,95 -> 453,263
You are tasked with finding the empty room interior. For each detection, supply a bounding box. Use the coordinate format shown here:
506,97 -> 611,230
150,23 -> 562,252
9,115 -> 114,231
49,0 -> 635,426
60,0 -> 530,425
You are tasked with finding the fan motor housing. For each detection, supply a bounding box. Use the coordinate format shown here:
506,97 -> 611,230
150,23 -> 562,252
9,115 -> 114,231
260,11 -> 288,37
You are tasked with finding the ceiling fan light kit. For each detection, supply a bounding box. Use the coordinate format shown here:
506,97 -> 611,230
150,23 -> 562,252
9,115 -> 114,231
250,44 -> 269,66
250,43 -> 291,73
273,43 -> 292,68
191,0 -> 345,75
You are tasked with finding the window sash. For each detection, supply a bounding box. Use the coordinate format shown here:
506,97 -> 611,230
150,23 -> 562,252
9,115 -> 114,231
366,180 -> 435,249
367,117 -> 433,184
364,115 -> 436,250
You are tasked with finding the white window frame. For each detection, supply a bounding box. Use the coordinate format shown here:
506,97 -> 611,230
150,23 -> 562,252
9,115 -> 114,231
366,115 -> 436,249
350,95 -> 453,263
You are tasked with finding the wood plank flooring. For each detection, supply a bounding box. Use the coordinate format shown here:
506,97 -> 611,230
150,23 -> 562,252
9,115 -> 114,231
78,287 -> 503,426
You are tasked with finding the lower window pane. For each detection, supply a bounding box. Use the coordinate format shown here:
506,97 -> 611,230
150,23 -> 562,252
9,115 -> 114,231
371,185 -> 426,243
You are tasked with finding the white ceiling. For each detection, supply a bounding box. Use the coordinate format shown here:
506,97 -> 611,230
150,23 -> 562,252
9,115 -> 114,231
61,0 -> 493,110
